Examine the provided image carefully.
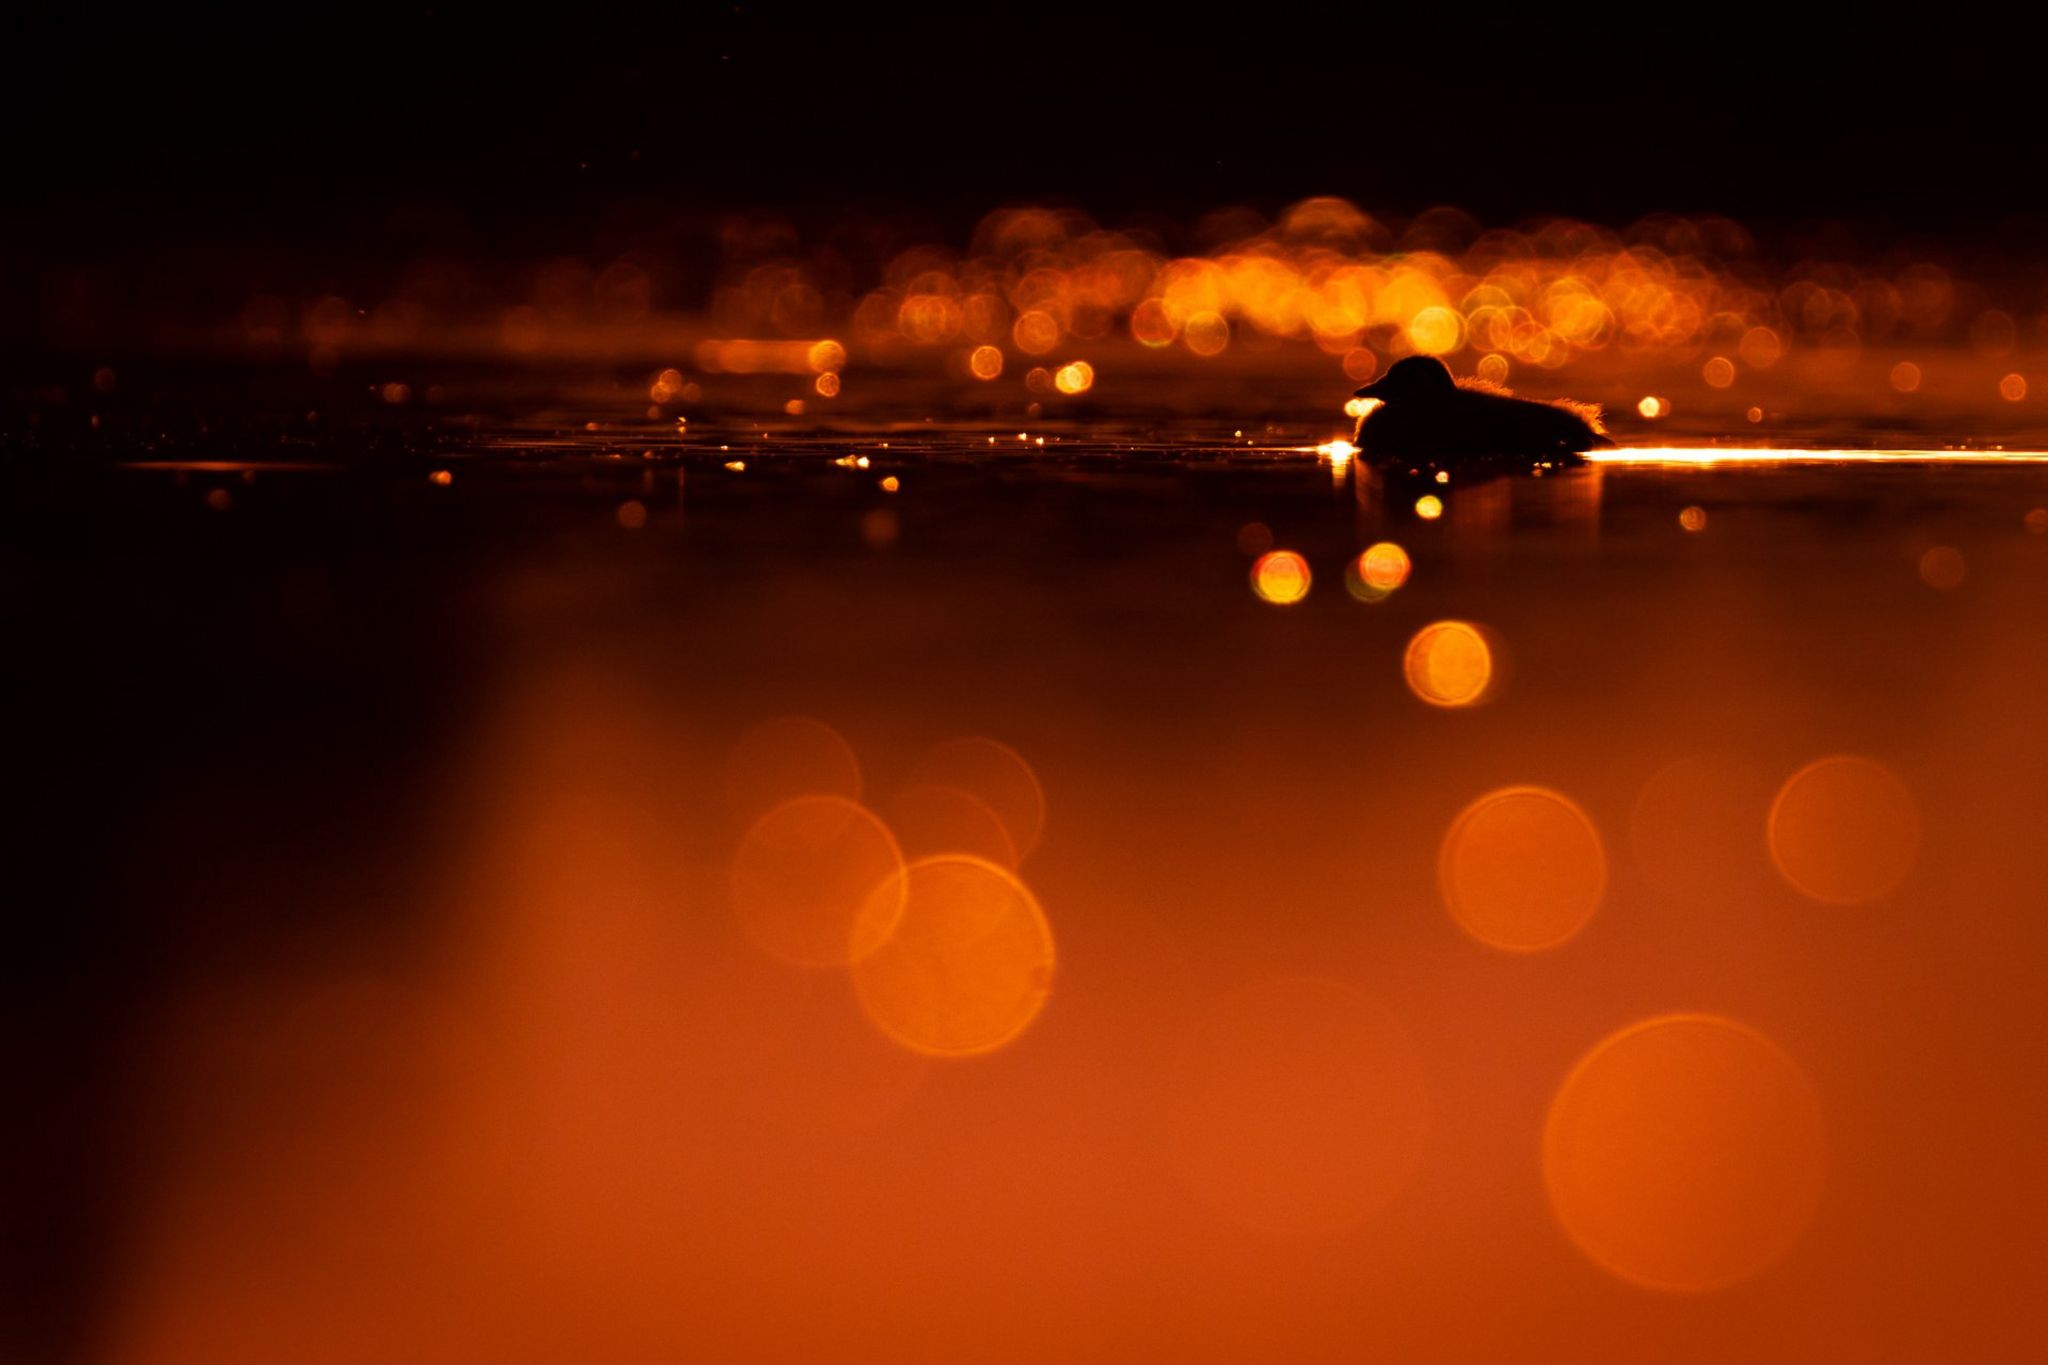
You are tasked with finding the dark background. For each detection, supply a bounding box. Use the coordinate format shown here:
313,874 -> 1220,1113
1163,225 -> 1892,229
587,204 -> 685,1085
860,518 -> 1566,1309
7,2 -> 2041,243
2,7 -> 2041,1363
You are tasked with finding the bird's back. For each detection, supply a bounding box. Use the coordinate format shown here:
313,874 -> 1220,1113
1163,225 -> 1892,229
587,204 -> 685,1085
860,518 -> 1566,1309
1357,384 -> 1608,460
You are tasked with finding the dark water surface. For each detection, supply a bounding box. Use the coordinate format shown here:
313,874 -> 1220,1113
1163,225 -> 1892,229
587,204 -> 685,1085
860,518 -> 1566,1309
7,407 -> 2048,1361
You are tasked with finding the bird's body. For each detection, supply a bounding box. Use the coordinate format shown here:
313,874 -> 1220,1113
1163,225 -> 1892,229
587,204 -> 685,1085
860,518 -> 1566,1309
1352,356 -> 1611,463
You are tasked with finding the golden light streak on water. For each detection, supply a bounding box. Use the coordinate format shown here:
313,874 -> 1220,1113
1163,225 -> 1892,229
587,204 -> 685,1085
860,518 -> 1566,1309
1586,446 -> 2048,466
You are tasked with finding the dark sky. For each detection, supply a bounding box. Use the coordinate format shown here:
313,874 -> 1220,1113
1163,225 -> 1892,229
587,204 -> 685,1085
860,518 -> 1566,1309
8,3 -> 2040,241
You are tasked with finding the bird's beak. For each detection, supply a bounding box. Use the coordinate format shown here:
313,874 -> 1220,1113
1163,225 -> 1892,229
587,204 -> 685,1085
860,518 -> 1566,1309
1352,379 -> 1384,398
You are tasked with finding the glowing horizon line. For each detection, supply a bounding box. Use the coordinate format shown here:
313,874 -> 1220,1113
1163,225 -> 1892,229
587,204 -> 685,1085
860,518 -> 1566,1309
1586,446 -> 2048,466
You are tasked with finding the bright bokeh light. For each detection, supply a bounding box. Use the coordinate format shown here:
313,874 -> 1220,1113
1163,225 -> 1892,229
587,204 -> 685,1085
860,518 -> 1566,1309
1768,755 -> 1921,904
1167,977 -> 1429,1237
1251,549 -> 1312,604
814,371 -> 841,397
1316,438 -> 1357,462
1476,352 -> 1510,385
723,715 -> 862,817
1414,494 -> 1443,520
2000,372 -> 2027,401
1439,786 -> 1605,951
1343,396 -> 1379,420
1407,305 -> 1464,355
1544,1014 -> 1828,1292
1054,360 -> 1095,394
1679,505 -> 1706,532
907,736 -> 1048,862
968,344 -> 1004,379
1403,621 -> 1494,707
1702,356 -> 1735,388
1342,541 -> 1410,603
730,795 -> 906,967
1358,540 -> 1411,591
1638,395 -> 1668,419
806,339 -> 847,374
849,855 -> 1054,1057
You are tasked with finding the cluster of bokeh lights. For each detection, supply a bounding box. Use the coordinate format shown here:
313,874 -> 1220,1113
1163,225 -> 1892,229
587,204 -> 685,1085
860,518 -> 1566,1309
229,196 -> 2048,429
726,720 -> 1054,1058
1215,515 -> 1942,1287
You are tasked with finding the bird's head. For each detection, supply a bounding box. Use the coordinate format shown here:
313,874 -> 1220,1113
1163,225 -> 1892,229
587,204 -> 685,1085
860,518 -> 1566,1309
1353,355 -> 1458,404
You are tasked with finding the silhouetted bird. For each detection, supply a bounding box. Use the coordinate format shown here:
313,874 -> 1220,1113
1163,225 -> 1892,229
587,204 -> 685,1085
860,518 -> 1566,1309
1352,356 -> 1611,462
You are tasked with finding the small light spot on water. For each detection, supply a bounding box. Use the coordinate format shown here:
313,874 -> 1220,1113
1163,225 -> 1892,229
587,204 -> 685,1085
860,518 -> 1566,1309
1252,550 -> 1312,605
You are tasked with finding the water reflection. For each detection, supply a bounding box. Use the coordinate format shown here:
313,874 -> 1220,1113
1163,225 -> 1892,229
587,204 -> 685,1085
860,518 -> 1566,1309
19,408 -> 2048,1363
